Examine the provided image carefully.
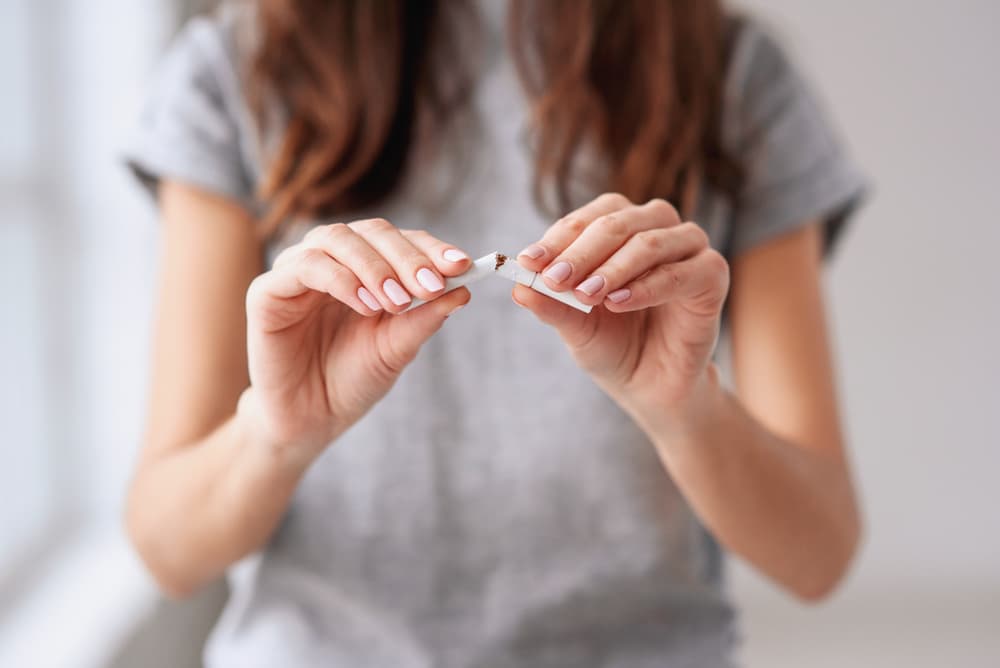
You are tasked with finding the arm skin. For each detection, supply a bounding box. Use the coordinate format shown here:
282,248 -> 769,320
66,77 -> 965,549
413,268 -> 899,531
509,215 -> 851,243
513,192 -> 861,602
126,182 -> 305,597
128,179 -> 858,602
644,223 -> 861,601
126,180 -> 470,598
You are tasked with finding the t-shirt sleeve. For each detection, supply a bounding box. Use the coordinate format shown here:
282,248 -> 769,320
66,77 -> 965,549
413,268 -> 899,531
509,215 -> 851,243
723,21 -> 867,257
124,16 -> 254,208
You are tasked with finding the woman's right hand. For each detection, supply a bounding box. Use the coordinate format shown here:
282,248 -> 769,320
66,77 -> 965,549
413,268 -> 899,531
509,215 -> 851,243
239,219 -> 472,461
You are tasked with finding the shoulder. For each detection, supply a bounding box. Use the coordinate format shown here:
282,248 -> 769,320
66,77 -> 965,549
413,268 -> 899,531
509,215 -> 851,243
720,16 -> 810,149
717,16 -> 868,257
727,17 -> 796,95
154,3 -> 256,115
125,2 -> 263,209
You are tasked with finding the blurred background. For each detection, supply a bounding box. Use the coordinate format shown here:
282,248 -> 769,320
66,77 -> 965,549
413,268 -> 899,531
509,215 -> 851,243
1,1 -> 997,666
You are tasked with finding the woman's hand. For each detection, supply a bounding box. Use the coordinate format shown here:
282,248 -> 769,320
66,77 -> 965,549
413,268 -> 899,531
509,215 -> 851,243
513,193 -> 730,430
241,219 -> 472,460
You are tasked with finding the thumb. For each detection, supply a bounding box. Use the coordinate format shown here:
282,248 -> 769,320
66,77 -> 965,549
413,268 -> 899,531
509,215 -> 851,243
511,284 -> 596,349
378,287 -> 471,371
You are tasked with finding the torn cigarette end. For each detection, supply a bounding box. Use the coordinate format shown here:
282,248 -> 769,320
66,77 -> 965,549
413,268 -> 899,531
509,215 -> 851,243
494,252 -> 508,270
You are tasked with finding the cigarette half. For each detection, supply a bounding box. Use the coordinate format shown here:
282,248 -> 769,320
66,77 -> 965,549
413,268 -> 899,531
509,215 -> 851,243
494,258 -> 594,313
402,252 -> 501,312
401,250 -> 594,314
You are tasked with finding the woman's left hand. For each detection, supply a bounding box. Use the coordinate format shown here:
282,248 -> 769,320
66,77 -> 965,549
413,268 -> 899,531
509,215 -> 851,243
513,193 -> 730,428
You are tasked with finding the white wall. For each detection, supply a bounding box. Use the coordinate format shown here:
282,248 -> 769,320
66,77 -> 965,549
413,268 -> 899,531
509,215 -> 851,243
0,2 -> 178,666
2,1 -> 997,666
729,1 -> 1000,665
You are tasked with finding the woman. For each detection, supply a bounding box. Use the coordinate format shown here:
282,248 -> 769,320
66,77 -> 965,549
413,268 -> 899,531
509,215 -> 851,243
126,1 -> 865,665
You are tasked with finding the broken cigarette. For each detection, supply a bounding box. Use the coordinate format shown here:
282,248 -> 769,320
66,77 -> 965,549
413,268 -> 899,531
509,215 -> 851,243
493,254 -> 594,313
402,252 -> 502,312
402,251 -> 593,314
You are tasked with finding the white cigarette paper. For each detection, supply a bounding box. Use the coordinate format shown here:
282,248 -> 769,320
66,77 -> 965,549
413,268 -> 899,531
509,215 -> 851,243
402,252 -> 501,312
494,257 -> 594,313
402,250 -> 594,314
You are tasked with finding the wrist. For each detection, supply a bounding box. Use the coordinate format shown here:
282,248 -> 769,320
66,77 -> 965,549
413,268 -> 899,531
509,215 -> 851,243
234,388 -> 328,478
623,363 -> 728,449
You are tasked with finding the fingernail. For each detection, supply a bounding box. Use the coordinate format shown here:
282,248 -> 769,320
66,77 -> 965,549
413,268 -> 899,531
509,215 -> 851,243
575,275 -> 605,296
607,288 -> 631,303
445,302 -> 466,317
357,286 -> 382,311
416,267 -> 444,292
518,244 -> 546,260
382,278 -> 411,306
543,261 -> 572,283
442,248 -> 469,263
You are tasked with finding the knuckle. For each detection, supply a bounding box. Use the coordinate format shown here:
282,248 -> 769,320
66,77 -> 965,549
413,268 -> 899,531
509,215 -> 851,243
594,213 -> 629,238
406,229 -> 433,241
598,192 -> 630,209
597,260 -> 625,283
322,222 -> 350,240
635,229 -> 665,253
306,222 -> 350,249
703,249 -> 731,290
645,197 -> 679,222
272,244 -> 299,268
658,263 -> 684,289
302,224 -> 324,242
390,245 -> 429,270
630,279 -> 653,305
351,217 -> 393,234
245,273 -> 272,313
358,252 -> 390,275
557,216 -> 588,236
704,247 -> 728,272
400,251 -> 430,273
325,260 -> 353,286
680,221 -> 709,246
298,247 -> 327,267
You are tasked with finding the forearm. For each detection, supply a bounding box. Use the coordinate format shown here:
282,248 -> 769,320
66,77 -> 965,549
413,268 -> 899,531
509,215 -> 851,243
126,403 -> 310,598
634,366 -> 860,601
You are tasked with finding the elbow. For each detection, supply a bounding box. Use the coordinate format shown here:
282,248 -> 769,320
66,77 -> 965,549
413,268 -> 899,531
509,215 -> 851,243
148,567 -> 202,601
791,568 -> 847,604
791,507 -> 864,604
124,491 -> 204,600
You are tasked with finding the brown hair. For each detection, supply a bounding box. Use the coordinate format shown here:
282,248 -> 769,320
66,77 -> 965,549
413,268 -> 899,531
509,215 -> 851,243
250,0 -> 736,232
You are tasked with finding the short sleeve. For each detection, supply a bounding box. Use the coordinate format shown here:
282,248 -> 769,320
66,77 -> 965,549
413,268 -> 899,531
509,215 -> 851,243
723,21 -> 867,257
124,16 -> 254,208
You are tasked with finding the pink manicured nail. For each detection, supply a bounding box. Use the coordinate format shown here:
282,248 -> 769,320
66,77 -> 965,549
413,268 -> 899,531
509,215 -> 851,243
575,275 -> 605,296
442,248 -> 469,263
416,267 -> 444,292
357,286 -> 382,311
382,278 -> 411,306
543,261 -> 572,283
518,244 -> 546,260
607,288 -> 631,303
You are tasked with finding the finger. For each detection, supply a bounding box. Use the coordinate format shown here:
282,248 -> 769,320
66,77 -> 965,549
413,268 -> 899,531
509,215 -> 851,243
271,242 -> 303,270
302,222 -> 409,313
516,192 -> 632,271
399,229 -> 473,276
604,248 -> 730,313
378,287 -> 471,372
349,218 -> 448,302
573,222 -> 708,305
510,283 -> 596,350
538,199 -> 683,293
246,249 -> 379,332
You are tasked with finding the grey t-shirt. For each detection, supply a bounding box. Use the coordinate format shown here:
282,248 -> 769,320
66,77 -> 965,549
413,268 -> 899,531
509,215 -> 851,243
127,5 -> 865,667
